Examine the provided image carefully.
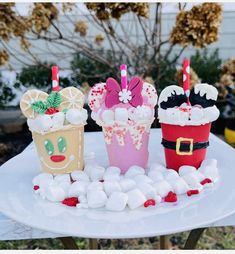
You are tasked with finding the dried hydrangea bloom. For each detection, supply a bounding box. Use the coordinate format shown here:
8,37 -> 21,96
170,3 -> 222,48
74,20 -> 88,37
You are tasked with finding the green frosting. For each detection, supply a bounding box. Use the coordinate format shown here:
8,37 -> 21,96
47,92 -> 62,109
31,101 -> 47,114
31,91 -> 62,114
44,139 -> 54,156
57,136 -> 66,153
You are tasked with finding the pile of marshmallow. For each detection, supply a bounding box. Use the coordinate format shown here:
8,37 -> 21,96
92,105 -> 154,126
27,108 -> 88,133
158,103 -> 220,126
33,158 -> 219,211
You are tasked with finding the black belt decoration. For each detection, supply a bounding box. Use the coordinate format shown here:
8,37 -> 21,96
161,138 -> 209,156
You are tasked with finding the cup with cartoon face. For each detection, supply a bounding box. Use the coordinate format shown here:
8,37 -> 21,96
20,87 -> 87,174
32,125 -> 84,174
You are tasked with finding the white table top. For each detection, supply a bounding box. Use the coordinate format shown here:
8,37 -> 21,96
0,129 -> 235,240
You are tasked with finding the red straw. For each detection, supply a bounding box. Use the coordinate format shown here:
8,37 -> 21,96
183,58 -> 191,106
52,65 -> 60,92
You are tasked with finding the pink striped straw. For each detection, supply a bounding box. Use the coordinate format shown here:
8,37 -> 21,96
120,64 -> 127,90
51,65 -> 60,92
183,58 -> 191,106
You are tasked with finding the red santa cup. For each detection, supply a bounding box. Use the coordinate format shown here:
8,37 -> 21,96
161,123 -> 211,171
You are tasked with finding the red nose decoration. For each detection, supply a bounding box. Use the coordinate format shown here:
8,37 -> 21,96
50,155 -> 65,162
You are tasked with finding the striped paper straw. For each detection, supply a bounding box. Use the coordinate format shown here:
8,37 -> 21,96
120,64 -> 127,90
51,65 -> 60,92
183,58 -> 191,106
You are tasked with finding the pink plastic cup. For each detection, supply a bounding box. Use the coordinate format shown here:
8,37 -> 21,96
105,130 -> 149,174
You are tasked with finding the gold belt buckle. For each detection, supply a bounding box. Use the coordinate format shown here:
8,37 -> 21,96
176,137 -> 193,155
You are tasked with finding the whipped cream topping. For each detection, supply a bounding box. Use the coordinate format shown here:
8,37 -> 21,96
158,84 -> 220,126
27,108 -> 88,134
33,157 -> 219,211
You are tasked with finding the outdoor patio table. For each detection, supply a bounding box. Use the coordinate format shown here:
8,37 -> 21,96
0,129 -> 234,249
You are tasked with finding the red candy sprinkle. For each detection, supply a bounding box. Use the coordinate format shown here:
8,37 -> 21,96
187,189 -> 199,197
164,191 -> 177,203
144,199 -> 156,208
62,197 -> 79,207
200,178 -> 212,185
33,185 -> 39,191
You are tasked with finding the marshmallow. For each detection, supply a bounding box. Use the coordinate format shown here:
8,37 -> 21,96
66,108 -> 86,125
58,181 -> 71,195
45,183 -> 66,202
198,165 -> 219,182
103,173 -> 120,182
115,108 -> 128,122
91,111 -> 98,121
204,106 -> 220,122
68,181 -> 89,197
104,181 -> 121,196
103,167 -> 121,181
87,181 -> 103,192
105,166 -> 121,175
153,180 -> 173,197
35,115 -> 53,132
148,171 -> 164,182
133,174 -> 153,185
27,118 -> 38,132
71,171 -> 90,182
119,178 -> 136,192
89,166 -> 105,181
106,192 -> 128,211
171,178 -> 189,195
182,173 -> 201,187
179,166 -> 197,176
164,170 -> 179,182
51,112 -> 65,128
149,163 -> 166,173
166,108 -> 181,123
78,194 -> 87,203
190,107 -> 204,122
127,188 -> 147,209
33,173 -> 53,186
132,106 -> 152,121
200,159 -> 218,169
125,166 -> 145,178
102,110 -> 115,123
137,183 -> 156,199
87,190 -> 107,208
54,174 -> 71,184
76,203 -> 89,209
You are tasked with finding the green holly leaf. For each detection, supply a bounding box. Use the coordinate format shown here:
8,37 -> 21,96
46,92 -> 62,109
31,101 -> 48,114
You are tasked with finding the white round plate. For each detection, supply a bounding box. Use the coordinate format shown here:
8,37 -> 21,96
0,129 -> 235,239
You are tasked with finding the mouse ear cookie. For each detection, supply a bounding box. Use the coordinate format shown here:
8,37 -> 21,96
20,89 -> 48,119
59,87 -> 85,111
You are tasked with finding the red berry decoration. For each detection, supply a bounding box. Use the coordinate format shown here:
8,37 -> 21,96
187,189 -> 199,197
200,178 -> 212,185
144,199 -> 156,208
46,107 -> 59,115
33,185 -> 40,190
164,191 -> 177,202
62,197 -> 79,207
